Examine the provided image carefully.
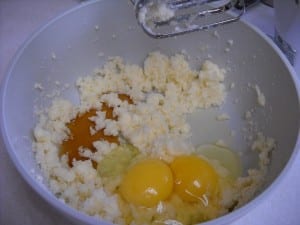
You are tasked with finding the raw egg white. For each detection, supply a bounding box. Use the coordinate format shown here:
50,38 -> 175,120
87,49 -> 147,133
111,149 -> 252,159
196,144 -> 242,179
98,144 -> 242,224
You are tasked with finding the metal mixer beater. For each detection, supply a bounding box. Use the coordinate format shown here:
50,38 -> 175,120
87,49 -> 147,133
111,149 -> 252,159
131,0 -> 258,38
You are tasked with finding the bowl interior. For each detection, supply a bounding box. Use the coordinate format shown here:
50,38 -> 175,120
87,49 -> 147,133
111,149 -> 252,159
1,0 -> 299,224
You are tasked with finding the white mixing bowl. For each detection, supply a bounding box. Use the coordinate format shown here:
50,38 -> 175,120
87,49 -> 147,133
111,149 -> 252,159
1,0 -> 299,224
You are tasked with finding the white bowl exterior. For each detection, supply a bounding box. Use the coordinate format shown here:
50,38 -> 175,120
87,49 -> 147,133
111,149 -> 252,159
1,0 -> 299,224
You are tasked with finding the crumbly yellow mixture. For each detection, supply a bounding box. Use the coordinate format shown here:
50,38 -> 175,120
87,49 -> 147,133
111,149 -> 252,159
33,52 -> 274,225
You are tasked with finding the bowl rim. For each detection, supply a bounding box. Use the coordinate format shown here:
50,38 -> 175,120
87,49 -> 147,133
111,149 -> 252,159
1,0 -> 300,224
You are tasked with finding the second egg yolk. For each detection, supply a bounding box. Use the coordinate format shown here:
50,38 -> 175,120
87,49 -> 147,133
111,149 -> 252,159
170,155 -> 219,204
119,159 -> 173,207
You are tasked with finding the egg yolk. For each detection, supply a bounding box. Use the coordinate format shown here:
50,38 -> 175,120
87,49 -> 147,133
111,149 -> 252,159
170,155 -> 219,204
60,94 -> 132,167
119,159 -> 173,207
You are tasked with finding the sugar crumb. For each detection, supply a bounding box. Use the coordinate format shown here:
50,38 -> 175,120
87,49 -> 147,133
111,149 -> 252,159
51,52 -> 57,60
227,39 -> 234,46
224,48 -> 230,53
34,83 -> 44,91
98,52 -> 105,57
215,139 -> 227,147
216,113 -> 230,121
244,111 -> 252,120
213,30 -> 220,39
254,85 -> 266,107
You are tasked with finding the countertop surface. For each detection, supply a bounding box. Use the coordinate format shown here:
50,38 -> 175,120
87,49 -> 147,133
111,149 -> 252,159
0,1 -> 299,225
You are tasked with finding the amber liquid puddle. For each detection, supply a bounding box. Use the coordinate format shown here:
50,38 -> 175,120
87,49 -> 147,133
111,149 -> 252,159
60,94 -> 133,167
